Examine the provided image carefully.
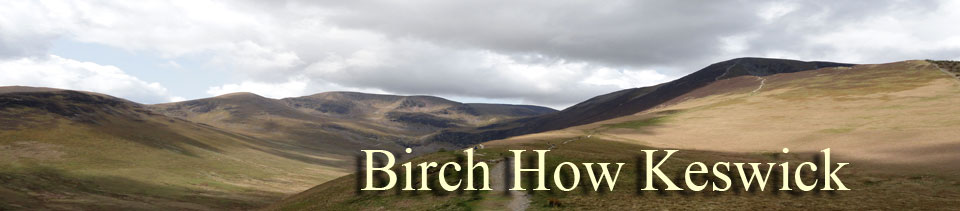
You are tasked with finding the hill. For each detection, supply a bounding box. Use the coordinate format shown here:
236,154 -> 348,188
269,60 -> 960,210
431,58 -> 854,147
0,88 -> 345,210
151,92 -> 556,160
0,87 -> 553,210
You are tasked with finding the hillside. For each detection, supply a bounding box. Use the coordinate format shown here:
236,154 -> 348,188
432,58 -> 854,147
151,92 -> 556,159
0,87 -> 554,210
269,60 -> 960,210
0,88 -> 345,210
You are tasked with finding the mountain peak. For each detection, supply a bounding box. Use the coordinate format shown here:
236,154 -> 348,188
430,57 -> 855,146
710,57 -> 853,80
213,92 -> 268,99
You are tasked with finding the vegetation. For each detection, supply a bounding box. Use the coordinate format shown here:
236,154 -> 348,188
269,137 -> 960,210
927,59 -> 960,78
0,92 -> 344,210
269,60 -> 960,210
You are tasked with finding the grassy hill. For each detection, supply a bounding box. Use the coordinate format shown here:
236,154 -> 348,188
0,87 -> 554,210
151,92 -> 556,163
269,60 -> 960,210
431,58 -> 854,147
0,89 -> 346,210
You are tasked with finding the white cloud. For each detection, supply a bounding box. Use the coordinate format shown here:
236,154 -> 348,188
758,1 -> 798,21
583,68 -> 668,89
168,96 -> 187,102
2,0 -> 959,108
0,55 -> 181,103
299,42 -> 674,107
206,76 -> 310,99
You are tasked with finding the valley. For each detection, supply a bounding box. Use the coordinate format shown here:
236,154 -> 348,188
3,58 -> 960,210
0,87 -> 552,210
268,59 -> 960,210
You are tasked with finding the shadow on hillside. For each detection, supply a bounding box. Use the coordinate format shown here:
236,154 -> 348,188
0,166 -> 279,210
196,123 -> 351,167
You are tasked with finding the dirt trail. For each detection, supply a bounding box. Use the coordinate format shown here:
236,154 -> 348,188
478,136 -> 586,210
751,76 -> 766,94
933,65 -> 960,85
488,157 -> 530,211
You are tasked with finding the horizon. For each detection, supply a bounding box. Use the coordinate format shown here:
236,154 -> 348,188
3,1 -> 960,210
0,57 -> 936,110
2,1 -> 959,109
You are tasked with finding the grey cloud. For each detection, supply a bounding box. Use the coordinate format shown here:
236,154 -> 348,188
291,0 -> 953,69
276,0 -> 956,108
302,40 -> 631,107
3,0 -> 958,108
311,0 -> 760,69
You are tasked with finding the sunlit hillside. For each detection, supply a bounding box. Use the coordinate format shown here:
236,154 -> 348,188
269,60 -> 960,210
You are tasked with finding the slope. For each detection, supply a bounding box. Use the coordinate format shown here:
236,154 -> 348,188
151,91 -> 556,159
432,58 -> 854,147
0,88 -> 345,210
269,60 -> 960,210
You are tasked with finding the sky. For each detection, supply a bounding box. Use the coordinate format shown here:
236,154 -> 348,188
1,0 -> 959,109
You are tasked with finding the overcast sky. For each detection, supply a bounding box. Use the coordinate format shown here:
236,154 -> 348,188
1,0 -> 959,109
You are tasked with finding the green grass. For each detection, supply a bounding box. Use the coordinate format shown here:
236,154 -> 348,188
605,116 -> 669,129
271,136 -> 960,210
0,107 -> 345,210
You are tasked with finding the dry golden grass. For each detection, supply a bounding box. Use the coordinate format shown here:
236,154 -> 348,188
0,105 -> 346,210
271,60 -> 960,210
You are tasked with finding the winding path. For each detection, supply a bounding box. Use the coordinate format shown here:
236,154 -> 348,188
751,76 -> 766,94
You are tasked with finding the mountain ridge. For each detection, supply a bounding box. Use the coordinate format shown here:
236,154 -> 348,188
430,57 -> 855,147
268,59 -> 960,210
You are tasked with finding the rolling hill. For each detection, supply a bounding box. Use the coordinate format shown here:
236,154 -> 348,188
432,58 -> 854,147
269,60 -> 960,210
0,87 -> 554,210
151,92 -> 556,161
0,88 -> 345,210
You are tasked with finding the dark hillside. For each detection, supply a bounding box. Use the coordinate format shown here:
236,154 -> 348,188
432,58 -> 854,146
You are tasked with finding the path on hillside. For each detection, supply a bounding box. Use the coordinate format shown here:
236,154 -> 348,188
489,157 -> 530,211
933,65 -> 960,85
479,135 -> 589,210
751,76 -> 767,94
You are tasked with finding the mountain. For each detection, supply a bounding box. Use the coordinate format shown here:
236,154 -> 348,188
270,60 -> 960,210
281,92 -> 556,133
151,92 -> 556,157
0,87 -> 553,210
0,87 -> 345,210
432,58 -> 854,147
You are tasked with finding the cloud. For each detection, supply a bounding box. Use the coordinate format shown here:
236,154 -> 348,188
0,55 -> 181,103
206,76 -> 310,99
301,40 -> 672,107
0,1 -> 72,58
2,0 -> 959,108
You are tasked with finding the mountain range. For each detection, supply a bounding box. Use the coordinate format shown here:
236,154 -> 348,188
3,58 -> 960,210
0,86 -> 552,210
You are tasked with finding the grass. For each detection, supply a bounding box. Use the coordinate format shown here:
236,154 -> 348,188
819,127 -> 855,134
927,59 -> 960,78
268,60 -> 960,210
0,106 -> 345,210
602,110 -> 683,131
269,137 -> 960,210
604,116 -> 669,129
266,150 -> 489,210
769,61 -> 947,101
